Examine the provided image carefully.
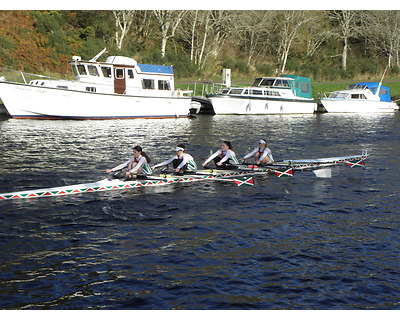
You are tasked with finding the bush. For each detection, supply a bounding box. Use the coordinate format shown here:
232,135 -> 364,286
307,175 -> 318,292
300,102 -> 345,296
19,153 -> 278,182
255,63 -> 274,76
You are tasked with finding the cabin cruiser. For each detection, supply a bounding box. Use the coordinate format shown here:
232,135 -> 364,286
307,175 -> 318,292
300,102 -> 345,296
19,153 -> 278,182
320,82 -> 398,113
0,48 -> 192,119
207,75 -> 317,115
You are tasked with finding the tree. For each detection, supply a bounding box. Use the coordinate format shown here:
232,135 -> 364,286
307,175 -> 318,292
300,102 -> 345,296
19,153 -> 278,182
275,10 -> 314,74
362,10 -> 400,68
328,10 -> 360,71
235,11 -> 275,66
113,10 -> 135,50
153,10 -> 186,57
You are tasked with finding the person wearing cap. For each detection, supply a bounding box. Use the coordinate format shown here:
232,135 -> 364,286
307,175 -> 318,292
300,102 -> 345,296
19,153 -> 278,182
202,140 -> 239,169
242,139 -> 274,165
152,144 -> 197,173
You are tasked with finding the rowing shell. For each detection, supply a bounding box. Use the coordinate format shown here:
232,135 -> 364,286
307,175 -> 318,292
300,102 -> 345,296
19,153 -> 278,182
0,170 -> 256,201
0,151 -> 368,201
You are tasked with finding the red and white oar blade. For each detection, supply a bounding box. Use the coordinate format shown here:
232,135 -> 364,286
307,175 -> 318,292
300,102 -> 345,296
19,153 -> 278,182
233,177 -> 255,186
274,167 -> 293,177
345,159 -> 365,168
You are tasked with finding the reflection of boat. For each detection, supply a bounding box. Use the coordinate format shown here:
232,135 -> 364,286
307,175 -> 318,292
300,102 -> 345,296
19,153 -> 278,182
320,82 -> 399,113
207,75 -> 317,115
0,151 -> 368,200
0,48 -> 192,119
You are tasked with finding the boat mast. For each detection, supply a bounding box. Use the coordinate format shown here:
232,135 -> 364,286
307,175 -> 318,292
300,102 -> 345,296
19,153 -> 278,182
90,48 -> 108,62
375,65 -> 389,96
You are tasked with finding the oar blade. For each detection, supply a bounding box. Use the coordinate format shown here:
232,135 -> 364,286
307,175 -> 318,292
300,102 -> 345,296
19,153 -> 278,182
233,177 -> 255,186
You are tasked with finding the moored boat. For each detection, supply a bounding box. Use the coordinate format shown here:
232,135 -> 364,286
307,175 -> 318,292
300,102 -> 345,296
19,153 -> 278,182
0,48 -> 192,119
320,82 -> 399,113
207,75 -> 317,115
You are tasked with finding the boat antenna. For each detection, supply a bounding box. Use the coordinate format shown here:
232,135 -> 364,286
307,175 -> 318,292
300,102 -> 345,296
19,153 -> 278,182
90,48 -> 108,62
376,65 -> 389,96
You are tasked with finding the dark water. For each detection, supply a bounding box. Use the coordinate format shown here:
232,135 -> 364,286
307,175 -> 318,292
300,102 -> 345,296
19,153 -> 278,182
0,113 -> 399,310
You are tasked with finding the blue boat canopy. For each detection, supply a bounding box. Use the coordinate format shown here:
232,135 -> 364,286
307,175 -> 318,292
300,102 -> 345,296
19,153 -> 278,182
355,82 -> 392,102
137,64 -> 173,75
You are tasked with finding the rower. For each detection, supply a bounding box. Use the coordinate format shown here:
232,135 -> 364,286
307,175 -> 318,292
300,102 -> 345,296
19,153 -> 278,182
242,139 -> 274,166
152,144 -> 197,174
202,140 -> 239,169
106,145 -> 152,179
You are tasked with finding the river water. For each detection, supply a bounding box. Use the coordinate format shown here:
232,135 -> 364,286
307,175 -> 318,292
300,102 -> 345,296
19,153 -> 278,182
0,113 -> 399,310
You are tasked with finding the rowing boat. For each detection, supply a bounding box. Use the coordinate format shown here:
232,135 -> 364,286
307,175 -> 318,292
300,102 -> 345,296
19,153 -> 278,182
0,151 -> 368,201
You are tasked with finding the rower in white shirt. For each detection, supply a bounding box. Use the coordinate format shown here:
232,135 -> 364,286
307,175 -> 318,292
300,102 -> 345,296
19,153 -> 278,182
152,144 -> 197,174
242,139 -> 274,165
106,145 -> 152,178
202,140 -> 239,169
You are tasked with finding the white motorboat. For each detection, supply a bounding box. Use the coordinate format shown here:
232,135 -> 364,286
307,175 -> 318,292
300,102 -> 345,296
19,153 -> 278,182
207,75 -> 317,115
0,48 -> 192,119
320,82 -> 399,113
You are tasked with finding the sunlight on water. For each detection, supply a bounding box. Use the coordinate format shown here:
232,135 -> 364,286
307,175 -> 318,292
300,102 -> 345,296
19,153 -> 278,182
0,113 -> 399,309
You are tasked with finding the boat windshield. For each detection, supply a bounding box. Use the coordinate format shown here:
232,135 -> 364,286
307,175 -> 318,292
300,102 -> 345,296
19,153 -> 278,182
329,92 -> 349,99
251,78 -> 290,88
229,88 -> 243,94
347,84 -> 368,90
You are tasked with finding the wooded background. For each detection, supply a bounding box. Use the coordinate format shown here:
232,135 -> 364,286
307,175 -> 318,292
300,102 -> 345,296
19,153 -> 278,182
1,10 -> 399,81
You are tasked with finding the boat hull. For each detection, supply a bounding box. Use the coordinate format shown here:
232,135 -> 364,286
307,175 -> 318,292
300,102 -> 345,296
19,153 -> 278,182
0,170 -> 258,200
0,81 -> 191,119
320,98 -> 398,113
208,95 -> 317,115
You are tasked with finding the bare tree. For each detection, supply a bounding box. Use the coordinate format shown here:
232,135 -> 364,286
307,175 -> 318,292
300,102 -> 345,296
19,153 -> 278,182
235,11 -> 275,66
362,10 -> 400,68
327,10 -> 360,71
113,10 -> 135,50
153,10 -> 186,57
275,10 -> 314,74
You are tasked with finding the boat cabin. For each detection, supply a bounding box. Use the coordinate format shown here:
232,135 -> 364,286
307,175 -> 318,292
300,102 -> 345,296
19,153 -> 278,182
28,51 -> 177,97
328,82 -> 392,102
251,75 -> 313,99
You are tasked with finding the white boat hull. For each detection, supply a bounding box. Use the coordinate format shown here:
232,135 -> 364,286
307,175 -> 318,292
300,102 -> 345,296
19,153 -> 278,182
0,81 -> 191,119
320,98 -> 398,113
208,95 -> 317,115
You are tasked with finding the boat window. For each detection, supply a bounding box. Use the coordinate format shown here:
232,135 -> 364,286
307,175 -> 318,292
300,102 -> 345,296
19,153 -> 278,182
127,69 -> 134,79
86,87 -> 96,92
71,65 -> 79,77
77,65 -> 87,75
351,94 -> 367,99
347,84 -> 367,90
101,66 -> 112,78
243,89 -> 249,95
221,89 -> 229,94
265,90 -> 280,96
115,68 -> 124,79
88,65 -> 100,77
250,89 -> 263,95
251,78 -> 263,86
330,92 -> 348,99
142,79 -> 155,89
301,82 -> 310,93
274,79 -> 290,87
260,79 -> 275,87
158,80 -> 171,90
57,86 -> 68,89
229,89 -> 243,94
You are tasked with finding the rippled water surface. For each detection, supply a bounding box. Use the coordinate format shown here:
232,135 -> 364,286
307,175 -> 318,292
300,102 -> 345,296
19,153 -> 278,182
0,113 -> 399,309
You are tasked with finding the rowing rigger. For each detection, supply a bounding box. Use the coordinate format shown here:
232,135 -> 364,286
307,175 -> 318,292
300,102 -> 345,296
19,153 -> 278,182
0,151 -> 368,201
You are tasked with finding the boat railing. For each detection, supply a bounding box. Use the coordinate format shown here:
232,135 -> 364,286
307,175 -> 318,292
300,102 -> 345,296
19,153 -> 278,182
318,92 -> 334,99
183,82 -> 228,97
0,67 -> 61,84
